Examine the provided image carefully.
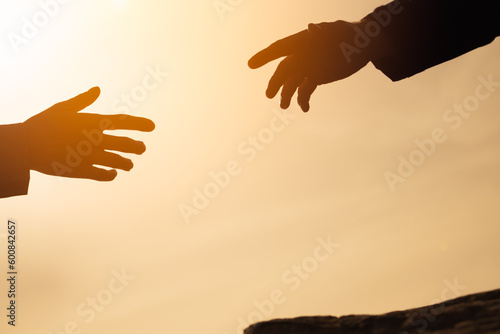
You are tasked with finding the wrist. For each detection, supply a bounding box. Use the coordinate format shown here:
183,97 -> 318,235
351,19 -> 396,61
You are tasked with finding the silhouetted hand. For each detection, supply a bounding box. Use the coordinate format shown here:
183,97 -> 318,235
248,21 -> 374,112
22,87 -> 155,181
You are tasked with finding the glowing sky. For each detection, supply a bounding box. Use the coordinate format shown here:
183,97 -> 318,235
1,1 -> 499,334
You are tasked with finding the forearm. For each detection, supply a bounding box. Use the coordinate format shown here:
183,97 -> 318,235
0,123 -> 30,198
362,0 -> 500,81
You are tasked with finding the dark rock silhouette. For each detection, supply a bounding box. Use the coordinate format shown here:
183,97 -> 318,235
244,289 -> 500,334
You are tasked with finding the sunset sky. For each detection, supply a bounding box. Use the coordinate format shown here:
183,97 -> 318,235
1,1 -> 500,334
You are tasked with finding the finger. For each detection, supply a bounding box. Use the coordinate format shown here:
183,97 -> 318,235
248,30 -> 309,69
69,167 -> 117,181
297,78 -> 317,112
93,151 -> 134,171
280,74 -> 305,109
102,134 -> 146,155
266,56 -> 301,99
112,115 -> 155,132
49,87 -> 101,114
81,114 -> 155,132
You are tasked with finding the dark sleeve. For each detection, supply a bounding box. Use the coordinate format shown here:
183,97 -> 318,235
363,0 -> 500,81
0,123 -> 30,198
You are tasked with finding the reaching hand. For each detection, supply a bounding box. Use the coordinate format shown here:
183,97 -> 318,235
248,21 -> 372,112
22,87 -> 155,181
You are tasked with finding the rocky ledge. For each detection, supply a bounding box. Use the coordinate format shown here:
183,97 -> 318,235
244,289 -> 500,334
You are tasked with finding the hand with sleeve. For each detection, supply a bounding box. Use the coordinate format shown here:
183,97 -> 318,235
248,20 -> 393,112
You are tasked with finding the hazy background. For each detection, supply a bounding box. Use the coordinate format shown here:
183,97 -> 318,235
1,1 -> 499,333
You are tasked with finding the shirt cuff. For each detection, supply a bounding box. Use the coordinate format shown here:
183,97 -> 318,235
0,123 -> 30,198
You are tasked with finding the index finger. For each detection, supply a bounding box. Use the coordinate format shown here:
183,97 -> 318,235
248,29 -> 309,69
84,114 -> 156,132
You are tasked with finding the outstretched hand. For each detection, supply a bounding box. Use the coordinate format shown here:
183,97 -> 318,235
248,21 -> 371,112
22,87 -> 155,181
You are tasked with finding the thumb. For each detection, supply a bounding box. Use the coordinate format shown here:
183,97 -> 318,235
46,86 -> 101,115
